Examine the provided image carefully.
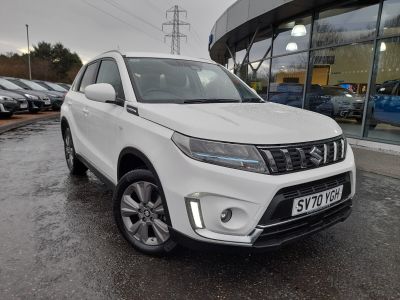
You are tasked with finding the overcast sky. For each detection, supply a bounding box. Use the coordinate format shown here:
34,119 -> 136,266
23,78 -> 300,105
0,0 -> 234,63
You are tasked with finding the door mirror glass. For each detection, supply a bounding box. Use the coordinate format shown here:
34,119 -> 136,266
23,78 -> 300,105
84,83 -> 116,103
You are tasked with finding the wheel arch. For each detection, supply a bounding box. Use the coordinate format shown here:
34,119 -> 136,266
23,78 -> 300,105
117,147 -> 172,226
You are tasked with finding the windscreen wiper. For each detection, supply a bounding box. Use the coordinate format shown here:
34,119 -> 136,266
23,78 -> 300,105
183,99 -> 241,104
241,97 -> 265,103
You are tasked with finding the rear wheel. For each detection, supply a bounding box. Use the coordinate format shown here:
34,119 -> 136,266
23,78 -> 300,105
113,169 -> 177,255
63,127 -> 88,175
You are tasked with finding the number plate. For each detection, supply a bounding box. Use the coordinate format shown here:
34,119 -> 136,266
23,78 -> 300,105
292,185 -> 343,216
45,100 -> 51,105
20,103 -> 28,109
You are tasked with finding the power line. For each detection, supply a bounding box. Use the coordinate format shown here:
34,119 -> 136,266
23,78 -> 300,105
81,0 -> 161,43
162,5 -> 190,55
101,0 -> 162,33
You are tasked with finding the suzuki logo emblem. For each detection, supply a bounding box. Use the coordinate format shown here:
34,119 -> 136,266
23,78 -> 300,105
310,146 -> 323,166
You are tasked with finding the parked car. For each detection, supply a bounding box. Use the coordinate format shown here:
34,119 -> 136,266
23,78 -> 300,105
0,95 -> 19,118
57,82 -> 72,90
268,83 -> 303,108
0,89 -> 29,112
371,79 -> 400,127
6,78 -> 62,111
61,51 -> 355,255
0,78 -> 47,113
320,86 -> 364,121
34,80 -> 68,93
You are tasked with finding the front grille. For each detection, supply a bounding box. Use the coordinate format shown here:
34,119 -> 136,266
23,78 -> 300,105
258,172 -> 351,226
254,199 -> 352,248
258,136 -> 346,175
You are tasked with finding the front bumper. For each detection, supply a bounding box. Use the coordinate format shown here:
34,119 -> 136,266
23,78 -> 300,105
0,101 -> 19,113
159,142 -> 356,248
170,199 -> 352,252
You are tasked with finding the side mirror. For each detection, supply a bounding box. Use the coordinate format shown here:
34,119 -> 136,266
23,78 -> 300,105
85,83 -> 116,103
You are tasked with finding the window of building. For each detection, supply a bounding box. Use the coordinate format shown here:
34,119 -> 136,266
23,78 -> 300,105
227,57 -> 234,72
249,30 -> 272,62
305,42 -> 374,137
364,37 -> 400,143
247,60 -> 270,100
379,0 -> 400,36
272,16 -> 312,56
79,62 -> 98,93
312,1 -> 379,48
269,52 -> 308,107
96,60 -> 125,100
235,49 -> 247,65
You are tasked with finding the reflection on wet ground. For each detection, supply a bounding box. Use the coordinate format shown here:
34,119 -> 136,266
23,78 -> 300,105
0,120 -> 399,299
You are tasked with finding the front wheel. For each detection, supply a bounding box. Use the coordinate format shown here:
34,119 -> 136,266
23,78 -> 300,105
113,169 -> 177,255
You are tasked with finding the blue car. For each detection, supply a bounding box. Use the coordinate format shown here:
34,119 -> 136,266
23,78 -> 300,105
372,80 -> 400,127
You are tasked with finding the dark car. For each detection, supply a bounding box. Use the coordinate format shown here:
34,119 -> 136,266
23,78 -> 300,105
34,80 -> 68,92
268,83 -> 303,108
0,89 -> 29,112
56,82 -> 71,90
0,78 -> 46,113
33,80 -> 66,110
0,94 -> 19,118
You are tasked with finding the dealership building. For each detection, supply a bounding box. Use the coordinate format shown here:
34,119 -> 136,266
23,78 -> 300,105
209,0 -> 400,148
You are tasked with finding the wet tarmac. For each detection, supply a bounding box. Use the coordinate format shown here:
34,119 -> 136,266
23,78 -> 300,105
0,119 -> 399,299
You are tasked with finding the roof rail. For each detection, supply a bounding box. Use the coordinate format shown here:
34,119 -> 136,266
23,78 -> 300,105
100,49 -> 123,56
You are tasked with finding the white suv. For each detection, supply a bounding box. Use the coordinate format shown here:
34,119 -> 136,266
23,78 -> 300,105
61,51 -> 356,255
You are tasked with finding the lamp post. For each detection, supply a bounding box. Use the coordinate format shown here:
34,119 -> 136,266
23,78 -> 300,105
26,24 -> 32,80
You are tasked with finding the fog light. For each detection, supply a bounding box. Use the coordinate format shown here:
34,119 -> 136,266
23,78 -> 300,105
220,209 -> 232,223
186,198 -> 205,229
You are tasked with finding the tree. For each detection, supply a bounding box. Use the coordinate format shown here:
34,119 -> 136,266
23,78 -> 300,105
0,42 -> 82,83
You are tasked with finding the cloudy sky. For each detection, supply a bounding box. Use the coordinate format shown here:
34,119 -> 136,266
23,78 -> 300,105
0,0 -> 234,63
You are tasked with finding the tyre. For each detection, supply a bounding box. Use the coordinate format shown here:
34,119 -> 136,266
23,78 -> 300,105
63,127 -> 88,175
28,108 -> 40,113
0,112 -> 13,119
113,169 -> 177,255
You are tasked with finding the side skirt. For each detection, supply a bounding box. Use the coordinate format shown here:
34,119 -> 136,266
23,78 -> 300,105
76,154 -> 116,191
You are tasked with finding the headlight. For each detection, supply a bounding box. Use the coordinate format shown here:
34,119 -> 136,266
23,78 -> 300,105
0,96 -> 6,101
172,132 -> 268,174
24,94 -> 39,100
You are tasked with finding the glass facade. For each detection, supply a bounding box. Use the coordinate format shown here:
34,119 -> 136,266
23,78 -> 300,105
227,0 -> 400,145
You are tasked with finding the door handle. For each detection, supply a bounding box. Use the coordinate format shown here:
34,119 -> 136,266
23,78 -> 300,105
82,107 -> 89,116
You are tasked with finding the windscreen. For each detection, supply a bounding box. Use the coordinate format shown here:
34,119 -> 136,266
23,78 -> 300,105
46,82 -> 67,92
0,78 -> 22,90
125,58 -> 261,103
20,79 -> 48,91
322,87 -> 354,97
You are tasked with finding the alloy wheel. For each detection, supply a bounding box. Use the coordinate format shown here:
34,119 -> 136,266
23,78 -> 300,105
121,181 -> 170,246
64,130 -> 74,170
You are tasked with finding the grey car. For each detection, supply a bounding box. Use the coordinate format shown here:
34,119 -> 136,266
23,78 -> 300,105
5,78 -> 62,111
0,89 -> 29,112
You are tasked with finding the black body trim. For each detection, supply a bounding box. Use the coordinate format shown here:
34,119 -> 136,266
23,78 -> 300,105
258,172 -> 351,225
254,199 -> 352,248
76,153 -> 116,190
117,147 -> 172,227
126,105 -> 139,116
170,199 -> 352,253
